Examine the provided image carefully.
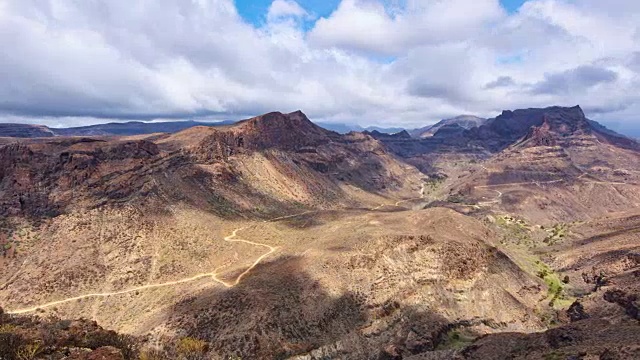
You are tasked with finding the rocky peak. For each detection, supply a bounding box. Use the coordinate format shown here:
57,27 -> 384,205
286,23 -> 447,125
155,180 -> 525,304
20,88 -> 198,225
476,105 -> 603,149
238,111 -> 330,136
194,110 -> 339,161
537,106 -> 590,135
505,105 -> 640,150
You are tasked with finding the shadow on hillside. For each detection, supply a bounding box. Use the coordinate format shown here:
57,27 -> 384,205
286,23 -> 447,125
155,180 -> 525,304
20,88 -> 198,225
164,255 -> 453,359
575,226 -> 640,246
557,247 -> 640,273
269,209 -> 375,229
166,256 -> 366,358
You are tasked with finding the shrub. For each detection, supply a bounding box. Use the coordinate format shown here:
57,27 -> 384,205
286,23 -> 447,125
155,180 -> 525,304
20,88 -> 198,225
0,332 -> 25,360
176,337 -> 209,360
139,348 -> 166,360
82,331 -> 138,359
0,324 -> 17,333
16,341 -> 43,360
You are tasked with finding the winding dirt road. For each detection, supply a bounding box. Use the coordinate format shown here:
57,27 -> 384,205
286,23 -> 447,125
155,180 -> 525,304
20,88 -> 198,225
7,213 -> 309,315
371,183 -> 427,210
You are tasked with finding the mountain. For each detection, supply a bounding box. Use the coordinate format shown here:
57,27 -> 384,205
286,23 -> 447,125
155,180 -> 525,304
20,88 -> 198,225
0,123 -> 56,138
0,110 -> 422,220
314,122 -> 406,134
467,105 -> 638,152
1,107 -> 639,359
363,125 -> 407,134
1,119 -> 407,138
314,122 -> 362,134
53,120 -> 236,136
363,129 -> 412,140
0,120 -> 236,138
444,106 -> 640,223
0,109 -> 549,359
409,115 -> 486,138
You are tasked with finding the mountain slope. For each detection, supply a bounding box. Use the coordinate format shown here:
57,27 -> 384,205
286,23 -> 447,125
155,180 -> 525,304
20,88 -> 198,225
0,123 -> 55,138
467,105 -> 639,152
448,106 -> 640,223
409,115 -> 486,138
0,111 -> 554,359
2,106 -> 639,359
0,111 -> 423,220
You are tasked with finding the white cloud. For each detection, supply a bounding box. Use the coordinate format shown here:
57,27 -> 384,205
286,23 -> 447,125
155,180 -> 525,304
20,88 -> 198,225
0,0 -> 639,134
267,0 -> 310,22
308,0 -> 505,55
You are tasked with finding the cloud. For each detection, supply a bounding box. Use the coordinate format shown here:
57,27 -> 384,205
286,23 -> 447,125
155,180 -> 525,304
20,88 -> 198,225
531,65 -> 619,95
308,0 -> 505,55
267,0 -> 310,22
0,0 -> 639,131
485,76 -> 516,89
629,52 -> 640,73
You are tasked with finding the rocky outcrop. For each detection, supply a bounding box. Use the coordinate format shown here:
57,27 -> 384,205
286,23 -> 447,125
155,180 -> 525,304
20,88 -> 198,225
604,289 -> 640,320
194,111 -> 340,161
0,139 -> 161,217
471,105 -> 639,151
0,307 -> 134,359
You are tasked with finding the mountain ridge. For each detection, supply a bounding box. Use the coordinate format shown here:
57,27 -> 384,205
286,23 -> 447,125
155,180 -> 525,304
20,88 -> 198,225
409,115 -> 487,138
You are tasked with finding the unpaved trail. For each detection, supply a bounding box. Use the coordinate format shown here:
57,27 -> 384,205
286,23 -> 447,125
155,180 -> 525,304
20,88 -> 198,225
477,190 -> 502,206
7,212 -> 310,315
372,183 -> 427,210
475,176 -> 633,189
211,227 -> 278,287
472,172 -> 634,207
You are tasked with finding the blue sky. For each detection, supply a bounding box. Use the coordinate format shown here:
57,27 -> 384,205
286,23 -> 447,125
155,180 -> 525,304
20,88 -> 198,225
235,0 -> 527,26
500,0 -> 526,13
236,0 -> 340,25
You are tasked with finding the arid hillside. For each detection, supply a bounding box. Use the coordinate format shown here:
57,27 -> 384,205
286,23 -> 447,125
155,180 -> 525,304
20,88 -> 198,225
0,111 -> 424,221
1,207 -> 550,359
445,107 -> 640,224
1,106 -> 639,359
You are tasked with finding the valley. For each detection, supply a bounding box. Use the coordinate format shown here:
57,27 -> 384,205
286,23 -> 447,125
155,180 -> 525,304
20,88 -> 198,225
1,107 -> 639,359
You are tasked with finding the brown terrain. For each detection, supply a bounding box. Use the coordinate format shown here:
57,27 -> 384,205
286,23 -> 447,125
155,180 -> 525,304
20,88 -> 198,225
0,106 -> 639,359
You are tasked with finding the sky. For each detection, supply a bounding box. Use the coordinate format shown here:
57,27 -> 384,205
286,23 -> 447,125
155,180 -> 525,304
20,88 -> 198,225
0,0 -> 639,135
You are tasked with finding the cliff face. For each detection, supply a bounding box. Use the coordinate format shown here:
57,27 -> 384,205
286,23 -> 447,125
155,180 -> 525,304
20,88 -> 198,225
471,105 -> 639,151
0,139 -> 160,217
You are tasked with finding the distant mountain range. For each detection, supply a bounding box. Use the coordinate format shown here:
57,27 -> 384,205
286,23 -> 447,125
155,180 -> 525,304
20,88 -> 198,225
315,123 -> 406,134
0,112 -> 636,142
0,119 -> 406,138
0,120 -> 235,138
